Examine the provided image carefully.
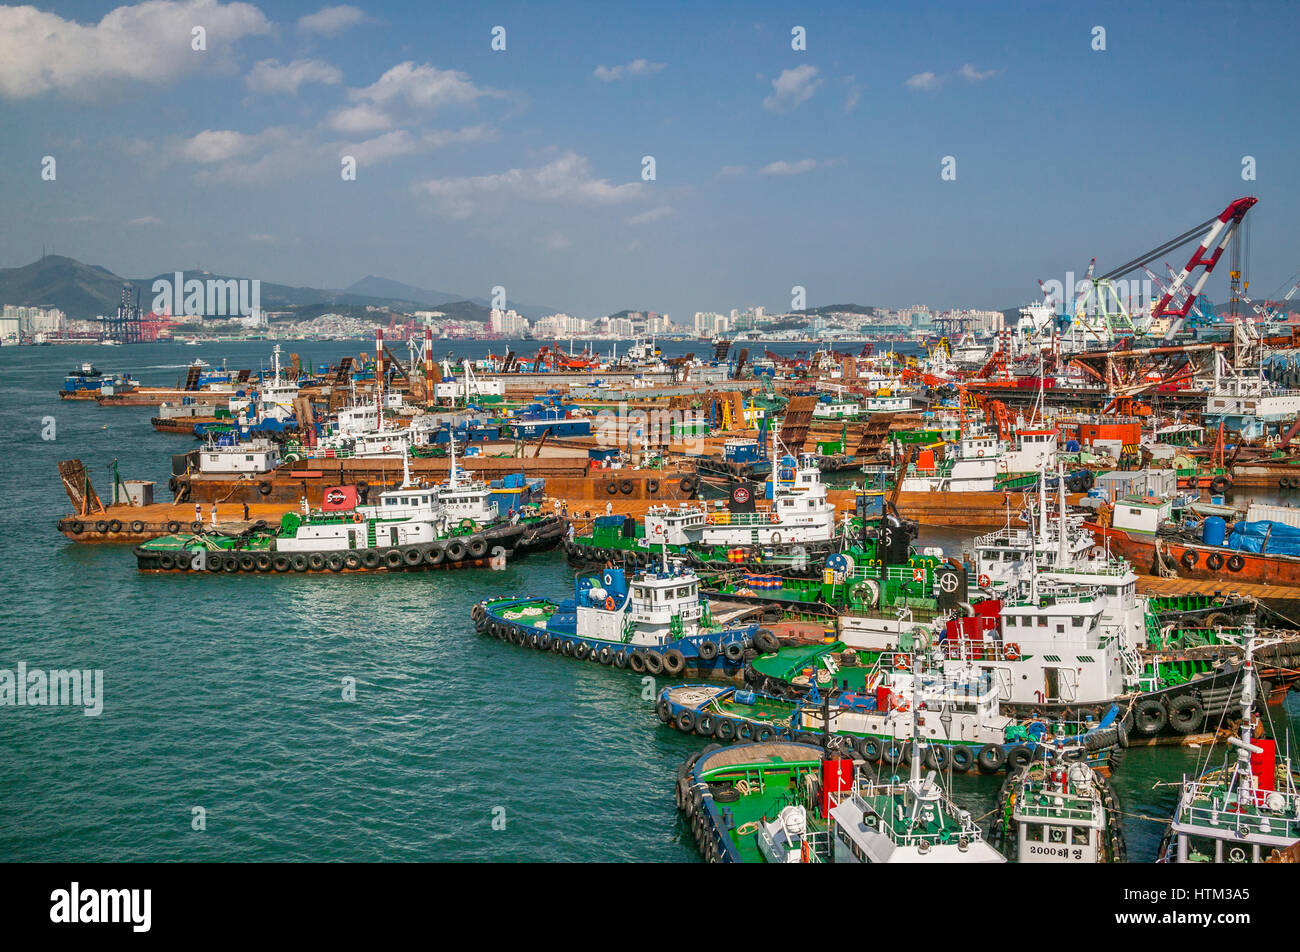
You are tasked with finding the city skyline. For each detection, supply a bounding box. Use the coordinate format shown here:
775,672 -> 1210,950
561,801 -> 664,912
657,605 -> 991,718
3,0 -> 1298,320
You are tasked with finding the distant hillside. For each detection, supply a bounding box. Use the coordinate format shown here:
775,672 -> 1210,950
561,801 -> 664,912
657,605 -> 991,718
0,256 -> 132,320
800,303 -> 878,317
345,276 -> 558,320
0,255 -> 564,322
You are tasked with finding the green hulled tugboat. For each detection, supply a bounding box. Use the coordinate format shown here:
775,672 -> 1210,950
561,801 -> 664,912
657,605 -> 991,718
1157,621 -> 1300,863
659,650 -> 1121,774
675,671 -> 1006,863
135,454 -> 564,574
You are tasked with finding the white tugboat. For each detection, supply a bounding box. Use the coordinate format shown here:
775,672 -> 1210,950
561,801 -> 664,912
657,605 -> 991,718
898,426 -> 1002,492
474,549 -> 766,675
434,434 -> 499,527
990,751 -> 1127,862
644,426 -> 837,548
137,449 -> 565,573
1158,621 -> 1300,863
826,660 -> 1006,863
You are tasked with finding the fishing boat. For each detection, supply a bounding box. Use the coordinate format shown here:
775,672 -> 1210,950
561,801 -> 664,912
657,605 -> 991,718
658,652 -> 1121,774
988,754 -> 1127,862
1157,622 -> 1300,863
472,555 -> 771,675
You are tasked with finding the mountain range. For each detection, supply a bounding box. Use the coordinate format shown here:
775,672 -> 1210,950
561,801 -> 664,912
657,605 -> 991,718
0,255 -> 562,322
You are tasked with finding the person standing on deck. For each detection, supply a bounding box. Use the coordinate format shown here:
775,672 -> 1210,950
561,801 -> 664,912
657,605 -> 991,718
195,502 -> 201,523
243,502 -> 250,521
210,502 -> 218,528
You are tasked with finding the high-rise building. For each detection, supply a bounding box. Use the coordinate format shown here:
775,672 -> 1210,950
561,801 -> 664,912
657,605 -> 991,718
489,308 -> 529,336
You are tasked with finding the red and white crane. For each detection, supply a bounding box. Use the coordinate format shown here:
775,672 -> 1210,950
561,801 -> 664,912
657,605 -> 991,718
1151,196 -> 1257,322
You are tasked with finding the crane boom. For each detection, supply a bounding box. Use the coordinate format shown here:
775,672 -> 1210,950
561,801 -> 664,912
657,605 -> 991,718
1153,197 -> 1257,320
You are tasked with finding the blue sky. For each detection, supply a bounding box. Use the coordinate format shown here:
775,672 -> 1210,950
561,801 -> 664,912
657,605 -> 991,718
2,0 -> 1298,318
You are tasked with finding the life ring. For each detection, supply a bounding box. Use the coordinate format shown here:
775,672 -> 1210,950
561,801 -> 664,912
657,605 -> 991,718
651,523 -> 665,537
769,512 -> 780,524
977,449 -> 984,457
1227,553 -> 1245,572
1004,642 -> 1021,661
352,513 -> 363,524
977,573 -> 991,588
895,653 -> 910,670
604,596 -> 617,611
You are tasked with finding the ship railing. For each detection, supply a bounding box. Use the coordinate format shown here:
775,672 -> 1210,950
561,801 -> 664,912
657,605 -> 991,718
1178,781 -> 1300,837
1015,797 -> 1103,823
945,638 -> 1018,663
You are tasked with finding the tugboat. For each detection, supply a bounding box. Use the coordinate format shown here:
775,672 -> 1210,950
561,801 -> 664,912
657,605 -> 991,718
675,703 -> 1005,862
658,650 -> 1120,774
60,362 -> 138,400
1157,621 -> 1300,863
565,425 -> 838,567
989,752 -> 1127,862
472,551 -> 770,675
136,452 -> 564,573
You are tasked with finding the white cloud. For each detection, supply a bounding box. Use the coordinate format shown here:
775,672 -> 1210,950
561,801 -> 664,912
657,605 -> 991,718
326,103 -> 393,133
127,216 -> 161,226
759,158 -> 818,176
166,123 -> 491,185
178,129 -> 261,164
593,59 -> 666,82
412,151 -> 645,219
350,61 -> 497,112
905,71 -> 941,92
0,0 -> 271,100
763,65 -> 821,113
246,58 -> 343,95
541,231 -> 572,251
958,63 -> 998,83
627,205 -> 675,225
297,4 -> 364,36
906,65 -> 999,92
249,233 -> 277,242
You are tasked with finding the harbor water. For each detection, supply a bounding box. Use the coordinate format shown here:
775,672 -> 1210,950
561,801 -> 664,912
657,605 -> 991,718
3,340 -> 1298,862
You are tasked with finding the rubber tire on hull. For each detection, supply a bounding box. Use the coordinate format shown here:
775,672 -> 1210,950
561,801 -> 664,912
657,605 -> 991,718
1134,698 -> 1168,735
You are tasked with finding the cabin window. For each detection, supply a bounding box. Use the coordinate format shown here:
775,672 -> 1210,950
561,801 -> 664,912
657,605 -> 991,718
1036,617 -> 1046,627
1056,624 -> 1065,634
677,588 -> 691,598
1072,827 -> 1090,846
1072,617 -> 1083,627
1026,825 -> 1044,842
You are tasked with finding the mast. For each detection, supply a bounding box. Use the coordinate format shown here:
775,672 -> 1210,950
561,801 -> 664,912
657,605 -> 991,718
1057,460 -> 1068,567
375,327 -> 385,432
1231,622 -> 1261,804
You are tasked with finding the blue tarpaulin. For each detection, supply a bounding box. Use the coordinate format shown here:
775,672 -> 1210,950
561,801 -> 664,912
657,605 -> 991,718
1226,520 -> 1300,556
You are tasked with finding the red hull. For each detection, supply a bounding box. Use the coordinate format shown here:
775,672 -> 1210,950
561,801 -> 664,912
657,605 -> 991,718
1087,522 -> 1300,586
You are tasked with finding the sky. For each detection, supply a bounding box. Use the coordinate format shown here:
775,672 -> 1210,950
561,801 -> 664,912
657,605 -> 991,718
2,0 -> 1299,319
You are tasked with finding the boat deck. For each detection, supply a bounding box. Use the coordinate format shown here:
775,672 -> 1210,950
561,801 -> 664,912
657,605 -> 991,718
695,752 -> 823,863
